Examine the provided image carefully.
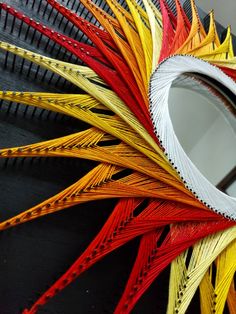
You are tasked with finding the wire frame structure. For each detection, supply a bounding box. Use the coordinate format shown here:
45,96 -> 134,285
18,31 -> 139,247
0,0 -> 235,313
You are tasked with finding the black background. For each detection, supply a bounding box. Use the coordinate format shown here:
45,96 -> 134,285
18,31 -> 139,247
0,0 -> 217,313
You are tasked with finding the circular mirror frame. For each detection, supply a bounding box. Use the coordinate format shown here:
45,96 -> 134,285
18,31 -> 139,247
149,55 -> 236,221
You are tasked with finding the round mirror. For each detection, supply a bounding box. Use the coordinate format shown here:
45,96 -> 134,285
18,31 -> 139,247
150,55 -> 236,219
169,78 -> 236,193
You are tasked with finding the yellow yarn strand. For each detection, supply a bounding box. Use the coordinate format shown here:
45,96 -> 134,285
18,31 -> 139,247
167,227 -> 236,313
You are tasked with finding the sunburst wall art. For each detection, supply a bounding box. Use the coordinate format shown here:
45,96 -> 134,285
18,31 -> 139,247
0,0 -> 235,313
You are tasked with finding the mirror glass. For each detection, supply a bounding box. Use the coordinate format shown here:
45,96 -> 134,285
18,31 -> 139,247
226,180 -> 236,196
168,84 -> 236,193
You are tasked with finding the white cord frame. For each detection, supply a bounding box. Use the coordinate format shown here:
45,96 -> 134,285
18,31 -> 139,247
149,55 -> 236,220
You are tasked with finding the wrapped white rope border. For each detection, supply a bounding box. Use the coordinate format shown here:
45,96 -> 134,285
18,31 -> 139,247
149,55 -> 236,220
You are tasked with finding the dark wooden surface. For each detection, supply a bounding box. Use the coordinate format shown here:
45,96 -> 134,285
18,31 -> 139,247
0,0 -> 212,313
0,1 -> 170,313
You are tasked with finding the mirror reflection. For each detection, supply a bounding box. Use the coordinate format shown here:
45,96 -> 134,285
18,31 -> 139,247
168,85 -> 236,195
